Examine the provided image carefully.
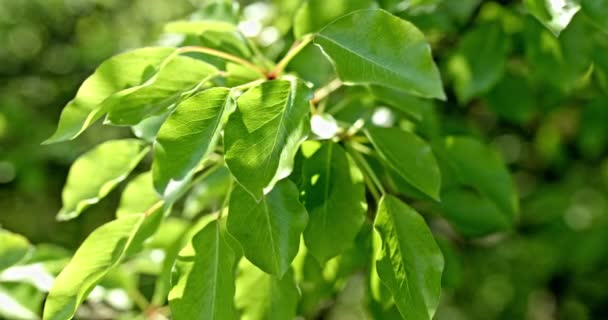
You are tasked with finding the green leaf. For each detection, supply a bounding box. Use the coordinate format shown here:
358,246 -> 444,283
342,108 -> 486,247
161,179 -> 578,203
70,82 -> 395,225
227,180 -> 308,277
293,0 -> 374,38
439,189 -> 511,237
117,172 -> 161,217
366,126 -> 441,200
525,0 -> 580,36
438,136 -> 519,222
104,55 -> 218,125
379,0 -> 442,12
581,0 -> 608,33
224,79 -> 311,200
374,195 -> 443,320
300,141 -> 366,264
235,260 -> 299,320
58,139 -> 149,221
43,215 -> 148,320
0,229 -> 32,271
369,85 -> 429,121
314,9 -> 445,100
44,47 -> 175,144
447,23 -> 508,104
0,286 -> 39,320
183,166 -> 233,218
168,220 -> 237,320
153,88 -> 234,196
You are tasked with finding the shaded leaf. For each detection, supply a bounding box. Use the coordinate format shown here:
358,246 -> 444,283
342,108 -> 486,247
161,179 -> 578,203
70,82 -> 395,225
227,180 -> 308,277
581,0 -> 608,33
58,139 -> 149,221
293,0 -> 373,38
224,79 -> 311,200
300,141 -> 366,264
525,0 -> 580,36
315,9 -> 445,99
235,260 -> 299,320
374,195 -> 443,320
168,220 -> 237,320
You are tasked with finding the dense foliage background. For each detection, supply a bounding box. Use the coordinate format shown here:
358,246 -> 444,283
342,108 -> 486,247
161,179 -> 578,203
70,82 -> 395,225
1,0 -> 607,319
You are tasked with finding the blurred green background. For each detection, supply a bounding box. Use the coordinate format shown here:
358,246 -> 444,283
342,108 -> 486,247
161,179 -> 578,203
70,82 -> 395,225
1,0 -> 608,319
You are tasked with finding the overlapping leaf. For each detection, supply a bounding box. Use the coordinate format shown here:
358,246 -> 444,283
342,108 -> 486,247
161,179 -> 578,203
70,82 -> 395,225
153,88 -> 234,196
58,139 -> 149,221
300,141 -> 366,264
293,0 -> 373,38
525,0 -> 581,36
44,47 -> 175,143
224,79 -> 311,200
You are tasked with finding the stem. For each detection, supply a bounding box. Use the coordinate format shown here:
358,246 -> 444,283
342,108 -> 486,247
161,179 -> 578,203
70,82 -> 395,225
270,34 -> 314,78
178,46 -> 267,78
312,78 -> 343,105
346,143 -> 386,199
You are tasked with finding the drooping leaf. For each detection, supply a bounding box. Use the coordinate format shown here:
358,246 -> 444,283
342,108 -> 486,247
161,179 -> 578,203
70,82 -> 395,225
168,220 -> 237,320
0,229 -> 32,271
104,55 -> 219,125
293,0 -> 374,38
117,172 -> 161,217
227,180 -> 308,277
525,0 -> 581,36
224,79 -> 311,200
447,23 -> 508,104
437,136 -> 519,223
374,195 -> 444,320
300,141 -> 366,264
58,139 -> 149,221
43,47 -> 176,144
235,259 -> 299,320
43,214 -> 150,320
153,88 -> 234,196
315,9 -> 445,100
366,126 -> 441,200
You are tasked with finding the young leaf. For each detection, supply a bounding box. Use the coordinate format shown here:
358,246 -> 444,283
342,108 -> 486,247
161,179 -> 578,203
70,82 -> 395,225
116,172 -> 161,217
235,260 -> 299,320
227,180 -> 308,277
43,214 -> 147,320
366,127 -> 441,200
58,139 -> 149,221
525,0 -> 580,36
293,0 -> 374,38
168,220 -> 237,320
437,137 -> 519,222
224,79 -> 311,200
300,141 -> 366,264
153,88 -> 234,196
0,229 -> 32,271
104,55 -> 219,125
44,47 -> 175,143
314,9 -> 445,100
374,195 -> 444,320
447,23 -> 508,104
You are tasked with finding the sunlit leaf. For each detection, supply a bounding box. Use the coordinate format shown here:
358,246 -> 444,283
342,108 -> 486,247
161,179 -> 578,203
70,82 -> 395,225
0,229 -> 31,271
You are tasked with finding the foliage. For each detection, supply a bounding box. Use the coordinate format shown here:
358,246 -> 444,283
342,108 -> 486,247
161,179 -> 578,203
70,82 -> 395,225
1,0 -> 608,319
